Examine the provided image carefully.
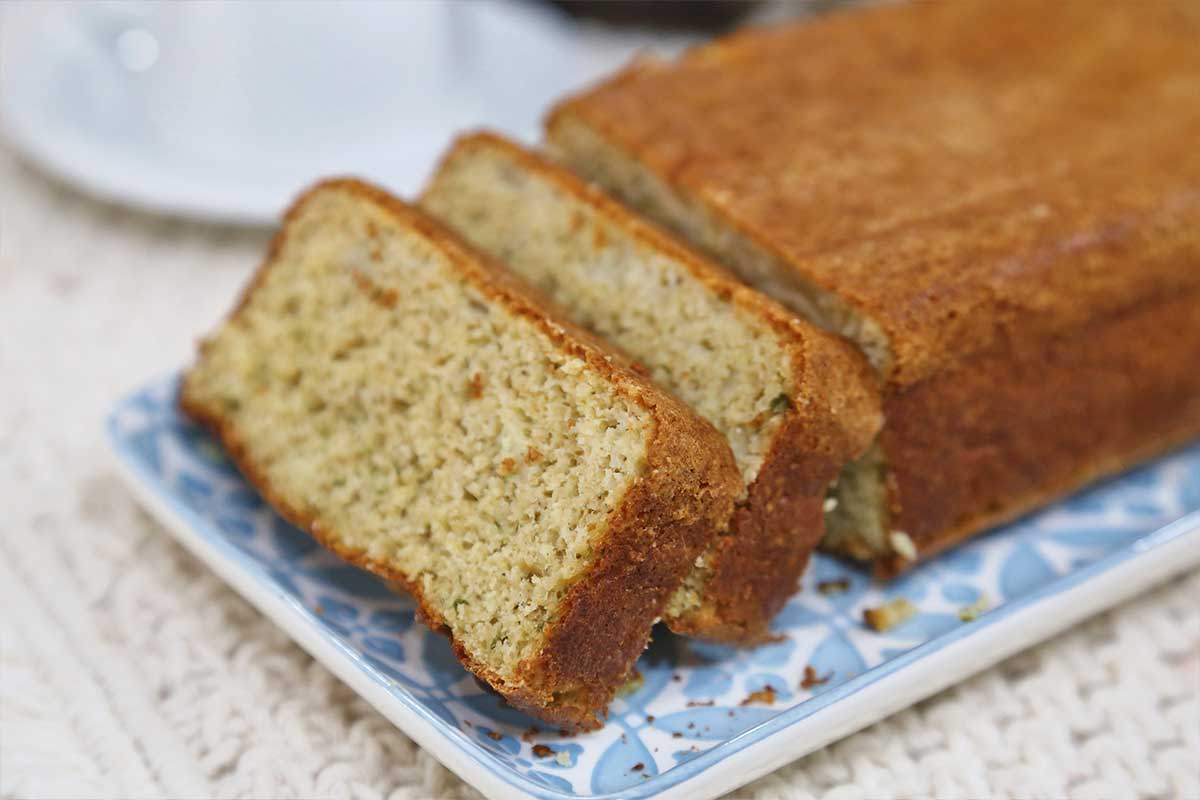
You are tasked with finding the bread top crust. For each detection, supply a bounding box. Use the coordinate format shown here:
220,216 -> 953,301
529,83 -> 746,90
433,131 -> 880,453
547,0 -> 1200,387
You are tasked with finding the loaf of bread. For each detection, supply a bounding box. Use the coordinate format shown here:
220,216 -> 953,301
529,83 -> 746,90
547,0 -> 1200,573
421,132 -> 879,642
179,179 -> 741,728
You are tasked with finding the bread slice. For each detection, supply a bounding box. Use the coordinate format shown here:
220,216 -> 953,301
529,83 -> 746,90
421,133 -> 880,642
179,179 -> 741,729
546,0 -> 1200,573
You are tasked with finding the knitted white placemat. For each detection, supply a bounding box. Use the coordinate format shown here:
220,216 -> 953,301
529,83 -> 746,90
1,142 -> 1197,800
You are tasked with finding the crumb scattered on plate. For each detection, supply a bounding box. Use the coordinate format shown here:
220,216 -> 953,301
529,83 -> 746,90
741,685 -> 777,706
864,597 -> 917,631
958,594 -> 989,622
817,578 -> 850,595
800,665 -> 831,689
617,670 -> 644,696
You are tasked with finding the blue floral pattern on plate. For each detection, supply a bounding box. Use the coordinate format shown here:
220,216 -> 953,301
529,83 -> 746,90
108,375 -> 1200,799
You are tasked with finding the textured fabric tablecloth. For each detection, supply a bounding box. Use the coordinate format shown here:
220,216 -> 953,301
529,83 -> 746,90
2,141 -> 1198,800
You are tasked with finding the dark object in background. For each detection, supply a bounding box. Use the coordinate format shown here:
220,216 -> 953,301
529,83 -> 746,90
548,0 -> 760,31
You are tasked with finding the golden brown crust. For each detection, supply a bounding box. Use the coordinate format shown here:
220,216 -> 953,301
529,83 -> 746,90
548,0 -> 1200,384
431,132 -> 881,642
180,179 -> 740,729
875,288 -> 1200,575
546,0 -> 1200,570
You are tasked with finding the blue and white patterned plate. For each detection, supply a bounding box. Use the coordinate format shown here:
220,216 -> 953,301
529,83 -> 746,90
108,374 -> 1200,800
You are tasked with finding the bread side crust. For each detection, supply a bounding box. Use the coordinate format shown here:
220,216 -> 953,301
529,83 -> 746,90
428,133 -> 881,642
872,287 -> 1200,575
180,178 -> 741,729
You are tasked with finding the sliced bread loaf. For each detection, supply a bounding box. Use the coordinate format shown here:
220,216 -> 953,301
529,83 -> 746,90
179,179 -> 741,728
546,0 -> 1200,573
421,133 -> 880,642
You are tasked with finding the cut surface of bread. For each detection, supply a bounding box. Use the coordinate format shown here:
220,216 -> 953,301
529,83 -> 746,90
547,0 -> 1200,572
180,179 -> 741,728
421,132 -> 880,641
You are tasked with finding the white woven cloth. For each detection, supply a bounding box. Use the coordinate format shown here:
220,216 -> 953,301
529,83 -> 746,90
2,140 -> 1198,800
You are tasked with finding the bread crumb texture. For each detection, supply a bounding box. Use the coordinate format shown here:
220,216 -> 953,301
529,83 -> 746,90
183,186 -> 652,685
423,139 -> 794,487
423,136 -> 800,621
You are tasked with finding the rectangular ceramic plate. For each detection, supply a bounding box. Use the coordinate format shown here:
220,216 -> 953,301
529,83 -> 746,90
109,375 -> 1200,800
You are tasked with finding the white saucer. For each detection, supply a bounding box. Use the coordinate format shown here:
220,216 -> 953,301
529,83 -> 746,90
0,1 -> 607,226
